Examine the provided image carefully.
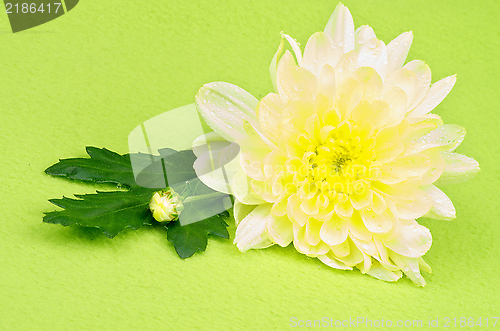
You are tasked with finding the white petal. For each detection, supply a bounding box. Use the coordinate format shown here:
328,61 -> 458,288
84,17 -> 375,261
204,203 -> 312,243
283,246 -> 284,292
410,75 -> 457,117
317,253 -> 353,270
305,219 -> 322,246
373,238 -> 400,271
391,189 -> 433,220
266,214 -> 294,247
403,60 -> 432,110
333,238 -> 365,266
388,251 -> 426,286
195,82 -> 260,142
404,114 -> 444,142
416,150 -> 446,186
366,261 -> 402,282
192,131 -> 227,157
318,64 -> 337,101
351,237 -> 378,257
386,31 -> 413,73
319,216 -> 348,246
382,86 -> 407,127
256,93 -> 286,143
234,199 -> 257,226
282,32 -> 303,66
383,68 -> 416,108
354,25 -> 376,51
435,152 -> 480,185
269,36 -> 285,93
358,253 -> 373,274
334,50 -> 357,87
382,219 -> 432,258
348,212 -> 373,241
287,194 -> 309,227
360,209 -> 393,233
234,204 -> 274,251
277,51 -> 318,102
193,143 -> 242,195
351,66 -> 383,102
418,257 -> 432,273
421,185 -> 456,220
293,223 -> 330,256
408,124 -> 466,154
302,32 -> 339,75
231,170 -> 266,205
324,3 -> 355,54
356,38 -> 388,80
240,120 -> 277,155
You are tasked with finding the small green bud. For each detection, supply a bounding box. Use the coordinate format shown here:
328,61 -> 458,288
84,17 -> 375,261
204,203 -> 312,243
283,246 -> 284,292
149,188 -> 184,222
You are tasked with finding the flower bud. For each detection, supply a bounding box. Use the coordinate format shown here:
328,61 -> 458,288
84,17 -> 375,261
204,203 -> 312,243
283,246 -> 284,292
149,188 -> 184,222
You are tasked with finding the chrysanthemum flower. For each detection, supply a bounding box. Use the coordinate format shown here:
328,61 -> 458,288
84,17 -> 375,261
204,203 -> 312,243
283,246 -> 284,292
193,3 -> 479,285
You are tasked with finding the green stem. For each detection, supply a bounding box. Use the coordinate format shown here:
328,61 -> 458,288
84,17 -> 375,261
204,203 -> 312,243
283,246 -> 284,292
182,192 -> 225,203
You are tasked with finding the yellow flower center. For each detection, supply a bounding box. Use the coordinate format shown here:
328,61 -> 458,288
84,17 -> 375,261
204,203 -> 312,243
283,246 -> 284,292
292,121 -> 376,202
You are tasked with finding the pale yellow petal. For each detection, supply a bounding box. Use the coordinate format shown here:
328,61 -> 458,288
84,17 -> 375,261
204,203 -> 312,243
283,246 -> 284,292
435,152 -> 480,185
354,25 -> 376,51
386,31 -> 413,73
403,60 -> 431,110
360,209 -> 394,233
196,82 -> 259,142
302,32 -> 339,75
317,252 -> 353,270
234,204 -> 274,252
389,251 -> 427,286
421,184 -> 456,220
366,261 -> 402,282
408,124 -> 466,154
356,38 -> 388,80
232,170 -> 266,205
266,214 -> 294,247
277,51 -> 318,102
381,219 -> 432,258
410,75 -> 457,117
320,215 -> 348,246
348,212 -> 373,241
324,3 -> 355,54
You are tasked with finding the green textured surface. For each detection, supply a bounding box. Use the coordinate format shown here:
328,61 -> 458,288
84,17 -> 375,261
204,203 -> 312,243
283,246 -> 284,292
1,1 -> 498,330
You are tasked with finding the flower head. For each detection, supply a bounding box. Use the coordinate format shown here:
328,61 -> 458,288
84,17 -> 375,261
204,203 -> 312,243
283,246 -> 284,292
150,188 -> 183,222
193,3 -> 479,285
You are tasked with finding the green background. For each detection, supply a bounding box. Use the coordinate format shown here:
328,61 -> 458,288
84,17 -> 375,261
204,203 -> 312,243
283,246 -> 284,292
1,0 -> 498,330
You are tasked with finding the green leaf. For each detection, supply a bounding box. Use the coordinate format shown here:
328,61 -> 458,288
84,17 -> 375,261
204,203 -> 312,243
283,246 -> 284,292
44,146 -> 197,189
45,147 -> 143,188
44,146 -> 234,259
43,188 -> 156,238
134,149 -> 197,189
166,211 -> 230,259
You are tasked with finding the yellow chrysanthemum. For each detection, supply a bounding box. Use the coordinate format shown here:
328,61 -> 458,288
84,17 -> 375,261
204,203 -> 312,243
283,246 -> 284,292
193,3 -> 479,285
